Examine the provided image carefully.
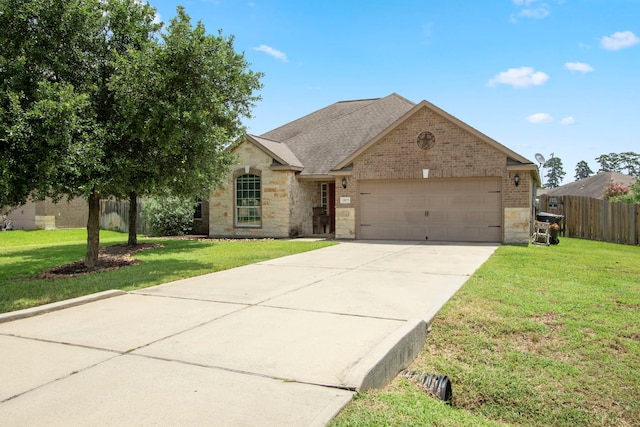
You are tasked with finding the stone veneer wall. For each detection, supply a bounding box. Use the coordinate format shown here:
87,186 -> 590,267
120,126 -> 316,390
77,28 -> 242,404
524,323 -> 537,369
209,141 -> 295,238
504,207 -> 532,243
334,105 -> 534,243
290,180 -> 319,237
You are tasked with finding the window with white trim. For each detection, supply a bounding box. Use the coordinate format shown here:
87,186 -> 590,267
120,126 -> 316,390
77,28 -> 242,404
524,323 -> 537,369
235,174 -> 261,226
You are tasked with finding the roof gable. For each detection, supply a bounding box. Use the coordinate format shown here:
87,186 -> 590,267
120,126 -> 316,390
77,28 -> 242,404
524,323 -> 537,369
257,93 -> 415,176
245,135 -> 304,169
333,99 -> 534,171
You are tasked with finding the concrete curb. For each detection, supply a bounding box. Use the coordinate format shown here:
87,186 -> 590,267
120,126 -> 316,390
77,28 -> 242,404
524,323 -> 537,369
0,290 -> 127,324
307,393 -> 355,427
343,318 -> 428,392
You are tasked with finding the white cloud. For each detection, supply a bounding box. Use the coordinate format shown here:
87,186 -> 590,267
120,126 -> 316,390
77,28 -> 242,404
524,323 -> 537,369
253,45 -> 288,62
511,0 -> 550,21
561,116 -> 575,125
601,31 -> 640,50
565,61 -> 594,73
526,113 -> 553,124
487,66 -> 549,88
518,5 -> 550,19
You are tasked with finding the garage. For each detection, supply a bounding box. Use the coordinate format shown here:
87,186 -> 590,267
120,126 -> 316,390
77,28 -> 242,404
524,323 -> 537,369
358,177 -> 502,242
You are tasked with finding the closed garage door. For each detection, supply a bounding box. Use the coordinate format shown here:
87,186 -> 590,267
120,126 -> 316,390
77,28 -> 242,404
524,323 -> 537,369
358,177 -> 502,242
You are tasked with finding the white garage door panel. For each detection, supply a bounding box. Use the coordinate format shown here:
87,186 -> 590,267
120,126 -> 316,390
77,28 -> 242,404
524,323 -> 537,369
359,178 -> 502,242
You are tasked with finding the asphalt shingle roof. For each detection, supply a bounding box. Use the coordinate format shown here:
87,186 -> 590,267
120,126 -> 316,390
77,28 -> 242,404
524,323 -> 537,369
256,93 -> 416,176
248,135 -> 304,169
540,172 -> 637,199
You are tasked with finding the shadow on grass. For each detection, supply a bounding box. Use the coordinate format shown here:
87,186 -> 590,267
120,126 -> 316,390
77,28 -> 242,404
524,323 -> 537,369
0,243 -> 88,281
1,237 -> 333,313
0,240 -> 214,313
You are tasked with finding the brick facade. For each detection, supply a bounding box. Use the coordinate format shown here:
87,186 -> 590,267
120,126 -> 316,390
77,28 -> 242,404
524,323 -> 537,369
333,105 -> 535,243
209,103 -> 536,244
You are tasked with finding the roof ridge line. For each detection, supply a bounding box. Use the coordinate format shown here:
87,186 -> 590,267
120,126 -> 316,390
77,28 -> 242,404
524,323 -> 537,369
250,134 -> 281,143
277,94 -> 412,143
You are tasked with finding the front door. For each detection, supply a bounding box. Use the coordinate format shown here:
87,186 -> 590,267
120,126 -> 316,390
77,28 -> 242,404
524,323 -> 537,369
320,182 -> 336,233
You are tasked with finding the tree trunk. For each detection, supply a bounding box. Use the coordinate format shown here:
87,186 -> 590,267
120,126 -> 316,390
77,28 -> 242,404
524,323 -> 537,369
85,192 -> 101,268
128,192 -> 138,246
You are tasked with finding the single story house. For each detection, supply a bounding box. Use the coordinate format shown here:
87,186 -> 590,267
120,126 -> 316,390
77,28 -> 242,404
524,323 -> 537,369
538,171 -> 636,200
1,197 -> 88,230
209,93 -> 540,243
3,195 -> 206,234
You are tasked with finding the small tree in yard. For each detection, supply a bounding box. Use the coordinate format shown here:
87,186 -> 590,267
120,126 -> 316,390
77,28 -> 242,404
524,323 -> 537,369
141,196 -> 196,236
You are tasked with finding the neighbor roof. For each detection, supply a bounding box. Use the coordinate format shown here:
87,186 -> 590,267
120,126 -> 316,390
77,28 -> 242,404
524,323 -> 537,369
540,172 -> 636,199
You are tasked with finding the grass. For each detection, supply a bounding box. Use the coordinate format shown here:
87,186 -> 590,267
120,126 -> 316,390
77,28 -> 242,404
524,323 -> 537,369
0,229 -> 335,313
330,238 -> 640,427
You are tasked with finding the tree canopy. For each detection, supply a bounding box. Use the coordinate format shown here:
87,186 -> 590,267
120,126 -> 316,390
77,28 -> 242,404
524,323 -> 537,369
543,156 -> 565,189
1,0 -> 262,266
574,160 -> 594,181
595,152 -> 640,176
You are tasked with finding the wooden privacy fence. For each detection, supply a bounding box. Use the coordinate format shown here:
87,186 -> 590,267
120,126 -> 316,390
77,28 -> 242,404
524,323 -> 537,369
537,195 -> 639,245
100,198 -> 147,235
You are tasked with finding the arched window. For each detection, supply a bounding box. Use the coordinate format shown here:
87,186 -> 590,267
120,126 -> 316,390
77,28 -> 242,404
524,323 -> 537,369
235,174 -> 261,227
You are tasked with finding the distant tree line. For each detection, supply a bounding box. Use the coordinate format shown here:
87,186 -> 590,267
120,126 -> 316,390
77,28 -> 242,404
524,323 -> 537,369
539,152 -> 639,188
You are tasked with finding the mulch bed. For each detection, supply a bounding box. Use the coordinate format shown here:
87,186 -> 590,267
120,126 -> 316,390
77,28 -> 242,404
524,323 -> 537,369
38,243 -> 164,279
37,235 -> 283,279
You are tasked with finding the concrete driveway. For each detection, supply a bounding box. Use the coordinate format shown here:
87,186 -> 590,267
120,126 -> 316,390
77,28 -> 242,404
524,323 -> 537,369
0,240 -> 497,426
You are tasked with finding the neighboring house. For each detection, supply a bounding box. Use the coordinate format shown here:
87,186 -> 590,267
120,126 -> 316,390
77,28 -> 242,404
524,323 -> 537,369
209,93 -> 540,244
1,197 -> 88,230
539,172 -> 636,200
3,196 -> 206,234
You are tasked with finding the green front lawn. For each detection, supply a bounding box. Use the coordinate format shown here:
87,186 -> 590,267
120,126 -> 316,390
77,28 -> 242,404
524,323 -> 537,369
331,238 -> 639,426
0,230 -> 335,313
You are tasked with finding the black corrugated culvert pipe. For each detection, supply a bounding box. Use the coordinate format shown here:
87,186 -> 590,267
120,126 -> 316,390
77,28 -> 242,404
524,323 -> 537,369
401,370 -> 452,404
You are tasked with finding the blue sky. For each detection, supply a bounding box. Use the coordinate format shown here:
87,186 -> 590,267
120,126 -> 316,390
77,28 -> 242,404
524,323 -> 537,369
149,0 -> 639,184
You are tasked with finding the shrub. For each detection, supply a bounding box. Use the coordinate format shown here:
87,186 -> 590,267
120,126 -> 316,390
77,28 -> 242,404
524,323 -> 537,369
605,178 -> 640,203
141,196 -> 196,236
603,179 -> 630,200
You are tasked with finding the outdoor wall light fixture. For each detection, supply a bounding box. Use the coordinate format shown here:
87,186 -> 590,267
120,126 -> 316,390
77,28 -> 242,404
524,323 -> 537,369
514,173 -> 520,187
342,177 -> 347,189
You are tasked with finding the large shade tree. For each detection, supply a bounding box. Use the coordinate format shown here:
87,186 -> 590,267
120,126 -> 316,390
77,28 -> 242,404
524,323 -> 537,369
0,0 -> 262,265
110,6 -> 263,245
